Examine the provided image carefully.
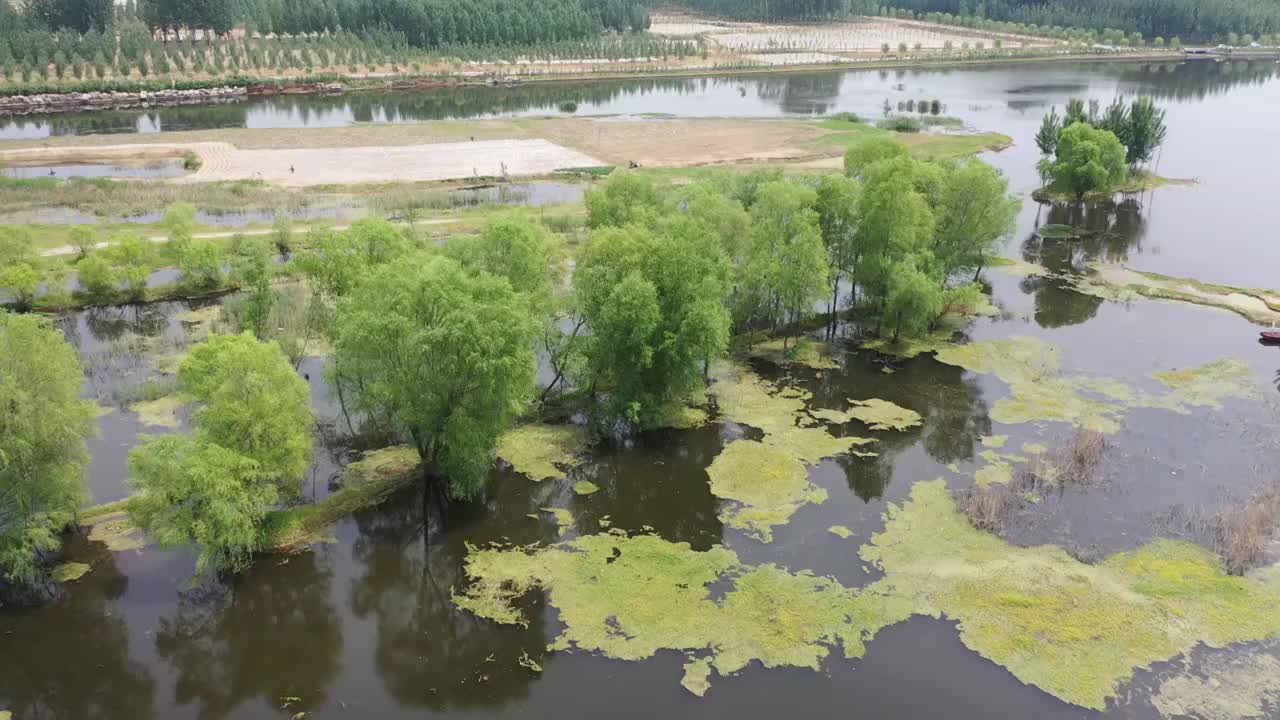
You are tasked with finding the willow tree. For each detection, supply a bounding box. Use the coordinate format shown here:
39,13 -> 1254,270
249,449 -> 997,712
0,312 -> 96,585
843,135 -> 909,178
575,222 -> 730,429
932,159 -> 1020,280
742,180 -> 829,345
1047,123 -> 1129,202
334,254 -> 538,498
815,173 -> 863,316
128,333 -> 314,573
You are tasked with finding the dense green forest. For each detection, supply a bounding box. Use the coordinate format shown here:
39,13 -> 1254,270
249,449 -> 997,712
1,0 -> 650,49
875,0 -> 1280,43
680,0 -> 1278,42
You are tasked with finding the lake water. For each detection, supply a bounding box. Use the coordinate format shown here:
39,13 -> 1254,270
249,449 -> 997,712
3,59 -> 1280,720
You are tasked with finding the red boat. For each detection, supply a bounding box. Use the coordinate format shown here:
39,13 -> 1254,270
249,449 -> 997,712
1262,331 -> 1280,343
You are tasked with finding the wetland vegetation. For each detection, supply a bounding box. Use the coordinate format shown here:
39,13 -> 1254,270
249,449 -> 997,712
2,37 -> 1280,720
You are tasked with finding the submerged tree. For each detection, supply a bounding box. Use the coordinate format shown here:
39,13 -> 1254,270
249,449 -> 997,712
1047,122 -> 1129,202
743,180 -> 829,344
128,333 -> 313,573
575,222 -> 730,429
0,312 -> 96,585
932,158 -> 1020,280
1125,96 -> 1168,168
1035,106 -> 1063,156
334,254 -> 538,498
815,173 -> 863,315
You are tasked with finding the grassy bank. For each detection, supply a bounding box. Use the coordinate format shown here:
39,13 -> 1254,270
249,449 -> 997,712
1031,171 -> 1195,203
76,446 -> 422,560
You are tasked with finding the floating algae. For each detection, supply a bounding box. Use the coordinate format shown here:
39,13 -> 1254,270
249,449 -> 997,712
88,513 -> 145,552
828,525 -> 853,539
453,532 -> 901,693
935,337 -> 1255,433
1151,359 -> 1257,410
540,507 -> 575,537
981,435 -> 1008,449
749,337 -> 840,370
129,395 -> 186,429
845,399 -> 922,432
573,480 -> 600,496
707,363 -> 874,539
861,328 -> 957,359
681,657 -> 714,697
706,441 -> 827,543
456,479 -> 1280,707
651,403 -> 711,430
1152,651 -> 1280,720
974,459 -> 1015,487
497,424 -> 587,481
858,480 -> 1280,710
1022,442 -> 1048,455
50,562 -> 91,582
712,362 -> 874,464
518,652 -> 543,673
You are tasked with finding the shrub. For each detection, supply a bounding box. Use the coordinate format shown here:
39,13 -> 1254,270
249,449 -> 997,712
879,117 -> 923,133
77,254 -> 118,298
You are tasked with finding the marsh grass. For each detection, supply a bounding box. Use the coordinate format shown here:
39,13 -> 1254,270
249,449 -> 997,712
960,429 -> 1109,533
1215,479 -> 1280,575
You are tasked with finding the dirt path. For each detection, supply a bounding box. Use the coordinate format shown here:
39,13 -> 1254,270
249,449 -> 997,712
38,218 -> 461,257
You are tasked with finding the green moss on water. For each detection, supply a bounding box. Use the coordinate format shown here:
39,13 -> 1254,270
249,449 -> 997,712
861,329 -> 957,359
497,424 -> 587,481
712,363 -> 874,465
51,562 -> 91,582
935,337 -> 1255,433
454,532 -> 905,693
1150,359 -> 1256,410
129,395 -> 186,429
750,337 -> 840,370
88,513 -> 146,552
650,403 -> 711,430
707,363 -> 874,540
706,441 -> 826,543
859,480 -> 1280,710
828,525 -> 853,539
518,652 -> 543,673
1022,443 -> 1048,455
974,459 -> 1015,486
681,656 -> 714,696
541,507 -> 575,537
845,399 -> 923,432
457,479 -> 1280,707
981,435 -> 1008,449
573,481 -> 600,496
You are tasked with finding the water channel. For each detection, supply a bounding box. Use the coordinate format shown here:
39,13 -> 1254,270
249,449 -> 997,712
2,58 -> 1280,719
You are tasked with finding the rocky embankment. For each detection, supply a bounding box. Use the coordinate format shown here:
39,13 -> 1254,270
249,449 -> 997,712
0,82 -> 343,116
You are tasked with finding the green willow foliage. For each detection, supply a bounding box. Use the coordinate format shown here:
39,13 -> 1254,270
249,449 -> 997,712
0,312 -> 95,586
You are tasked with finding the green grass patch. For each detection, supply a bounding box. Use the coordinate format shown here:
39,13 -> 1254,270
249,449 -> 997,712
264,446 -> 421,549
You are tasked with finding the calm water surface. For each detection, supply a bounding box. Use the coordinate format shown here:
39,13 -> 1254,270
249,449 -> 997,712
3,60 -> 1280,719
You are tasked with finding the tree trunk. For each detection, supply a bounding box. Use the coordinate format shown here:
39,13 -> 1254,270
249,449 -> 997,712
973,262 -> 985,282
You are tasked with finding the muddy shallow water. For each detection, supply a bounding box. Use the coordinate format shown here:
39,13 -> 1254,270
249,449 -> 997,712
3,60 -> 1280,719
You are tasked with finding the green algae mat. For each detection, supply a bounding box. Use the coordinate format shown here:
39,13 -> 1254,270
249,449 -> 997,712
455,480 -> 1280,709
